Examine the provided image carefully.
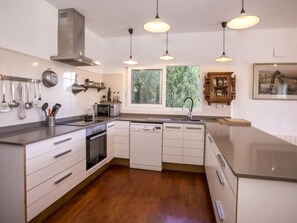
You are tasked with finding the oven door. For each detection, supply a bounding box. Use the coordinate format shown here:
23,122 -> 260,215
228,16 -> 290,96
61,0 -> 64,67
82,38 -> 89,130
86,131 -> 107,170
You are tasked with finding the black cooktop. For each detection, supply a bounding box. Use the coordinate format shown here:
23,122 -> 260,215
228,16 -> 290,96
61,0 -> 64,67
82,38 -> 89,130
58,119 -> 104,127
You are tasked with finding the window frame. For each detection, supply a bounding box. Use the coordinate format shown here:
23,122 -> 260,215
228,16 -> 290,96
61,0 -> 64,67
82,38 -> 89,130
126,65 -> 201,111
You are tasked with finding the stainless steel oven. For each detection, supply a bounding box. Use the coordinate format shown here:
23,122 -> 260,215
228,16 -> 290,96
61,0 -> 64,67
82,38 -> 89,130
86,123 -> 107,171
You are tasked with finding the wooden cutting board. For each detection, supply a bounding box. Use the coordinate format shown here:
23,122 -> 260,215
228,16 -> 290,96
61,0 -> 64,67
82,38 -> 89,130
217,118 -> 251,126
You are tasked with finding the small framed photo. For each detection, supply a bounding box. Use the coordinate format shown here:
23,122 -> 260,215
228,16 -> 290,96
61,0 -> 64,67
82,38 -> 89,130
253,63 -> 297,100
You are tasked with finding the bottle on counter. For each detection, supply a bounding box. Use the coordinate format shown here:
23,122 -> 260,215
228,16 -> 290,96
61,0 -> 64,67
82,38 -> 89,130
113,92 -> 117,102
107,87 -> 112,101
117,92 -> 120,102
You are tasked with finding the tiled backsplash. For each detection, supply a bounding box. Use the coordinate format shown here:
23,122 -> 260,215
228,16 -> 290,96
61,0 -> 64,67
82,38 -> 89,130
0,47 -> 102,127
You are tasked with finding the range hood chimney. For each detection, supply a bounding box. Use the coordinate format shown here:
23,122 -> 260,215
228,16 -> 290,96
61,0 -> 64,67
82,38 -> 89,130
50,8 -> 100,66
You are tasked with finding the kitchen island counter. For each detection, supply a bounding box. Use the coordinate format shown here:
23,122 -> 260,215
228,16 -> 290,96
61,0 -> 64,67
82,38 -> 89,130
205,120 -> 297,183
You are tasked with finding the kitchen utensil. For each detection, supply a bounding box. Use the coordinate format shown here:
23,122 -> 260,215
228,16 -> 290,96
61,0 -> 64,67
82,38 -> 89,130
51,103 -> 61,116
8,80 -> 19,108
41,102 -> 48,117
42,69 -> 58,87
25,82 -> 33,109
36,81 -> 43,108
72,74 -> 85,95
0,80 -> 11,112
18,83 -> 26,119
32,80 -> 39,106
48,108 -> 51,117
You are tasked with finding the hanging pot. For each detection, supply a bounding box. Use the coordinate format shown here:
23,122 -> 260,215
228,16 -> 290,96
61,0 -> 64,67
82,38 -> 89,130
42,69 -> 58,87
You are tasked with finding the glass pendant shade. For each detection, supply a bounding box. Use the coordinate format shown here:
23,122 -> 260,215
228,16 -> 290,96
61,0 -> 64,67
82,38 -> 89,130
216,52 -> 232,62
227,0 -> 260,29
216,22 -> 232,63
160,51 -> 175,61
123,28 -> 138,65
124,56 -> 138,65
143,0 -> 171,33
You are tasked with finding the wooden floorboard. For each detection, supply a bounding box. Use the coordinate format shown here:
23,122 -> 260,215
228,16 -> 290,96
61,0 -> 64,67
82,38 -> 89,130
44,165 -> 215,223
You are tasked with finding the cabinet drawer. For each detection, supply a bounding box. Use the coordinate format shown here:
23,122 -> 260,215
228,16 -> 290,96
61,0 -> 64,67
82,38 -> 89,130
27,167 -> 86,221
163,139 -> 182,148
114,150 -> 129,159
183,132 -> 204,140
114,136 -> 129,144
26,130 -> 85,160
163,131 -> 183,139
26,139 -> 85,175
163,154 -> 182,163
214,145 -> 238,196
27,160 -> 85,207
163,123 -> 183,131
182,156 -> 203,165
163,146 -> 183,155
183,124 -> 204,133
115,128 -> 129,136
107,122 -> 115,128
26,149 -> 85,191
183,148 -> 204,157
114,143 -> 129,152
183,140 -> 204,149
114,121 -> 129,129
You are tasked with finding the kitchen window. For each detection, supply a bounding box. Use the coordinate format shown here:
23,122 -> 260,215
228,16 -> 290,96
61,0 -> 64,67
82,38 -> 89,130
166,65 -> 200,108
128,66 -> 200,109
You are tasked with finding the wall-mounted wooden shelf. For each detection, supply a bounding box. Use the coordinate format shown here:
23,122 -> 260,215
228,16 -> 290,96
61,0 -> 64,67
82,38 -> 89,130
81,85 -> 106,93
203,72 -> 236,105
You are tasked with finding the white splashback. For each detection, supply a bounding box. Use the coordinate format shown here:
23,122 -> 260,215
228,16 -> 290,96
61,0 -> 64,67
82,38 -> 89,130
0,48 -> 102,127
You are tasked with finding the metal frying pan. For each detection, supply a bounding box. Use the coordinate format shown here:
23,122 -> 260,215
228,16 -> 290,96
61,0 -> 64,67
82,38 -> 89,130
42,69 -> 58,87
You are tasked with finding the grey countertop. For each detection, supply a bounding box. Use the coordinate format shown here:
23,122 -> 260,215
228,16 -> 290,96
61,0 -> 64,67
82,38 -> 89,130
0,113 -> 207,146
205,121 -> 297,183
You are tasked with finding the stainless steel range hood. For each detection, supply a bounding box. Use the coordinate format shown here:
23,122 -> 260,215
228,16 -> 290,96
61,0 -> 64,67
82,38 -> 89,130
50,8 -> 100,66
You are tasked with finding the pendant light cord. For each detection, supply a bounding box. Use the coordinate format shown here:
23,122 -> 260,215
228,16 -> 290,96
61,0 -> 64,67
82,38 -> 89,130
128,28 -> 133,58
221,22 -> 227,54
155,0 -> 159,19
241,0 -> 245,14
166,31 -> 169,53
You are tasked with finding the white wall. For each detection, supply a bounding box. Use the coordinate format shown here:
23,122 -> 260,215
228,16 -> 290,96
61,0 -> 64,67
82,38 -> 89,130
101,29 -> 297,136
0,0 -> 104,127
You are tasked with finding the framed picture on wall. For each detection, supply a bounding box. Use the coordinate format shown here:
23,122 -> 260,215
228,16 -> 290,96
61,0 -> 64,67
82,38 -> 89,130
253,63 -> 297,100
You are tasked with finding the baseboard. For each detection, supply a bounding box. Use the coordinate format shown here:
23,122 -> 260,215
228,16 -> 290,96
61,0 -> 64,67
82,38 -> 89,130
163,162 -> 205,173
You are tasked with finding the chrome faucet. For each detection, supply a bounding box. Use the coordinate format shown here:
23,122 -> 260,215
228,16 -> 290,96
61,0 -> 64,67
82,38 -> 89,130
183,97 -> 193,120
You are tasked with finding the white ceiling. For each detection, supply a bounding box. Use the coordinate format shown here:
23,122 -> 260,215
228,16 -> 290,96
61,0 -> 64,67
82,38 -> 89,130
45,0 -> 297,38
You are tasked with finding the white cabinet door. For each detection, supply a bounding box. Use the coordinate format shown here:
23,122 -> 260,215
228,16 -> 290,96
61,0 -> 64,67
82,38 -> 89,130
107,122 -> 115,163
114,121 -> 130,159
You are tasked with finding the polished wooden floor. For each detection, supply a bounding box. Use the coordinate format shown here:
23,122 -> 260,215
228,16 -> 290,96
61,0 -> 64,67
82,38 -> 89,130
45,165 -> 215,223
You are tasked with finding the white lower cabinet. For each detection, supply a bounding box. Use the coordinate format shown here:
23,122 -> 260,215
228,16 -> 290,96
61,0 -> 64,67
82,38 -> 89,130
25,129 -> 86,221
114,121 -> 130,159
205,131 -> 236,223
107,122 -> 115,162
163,123 -> 205,165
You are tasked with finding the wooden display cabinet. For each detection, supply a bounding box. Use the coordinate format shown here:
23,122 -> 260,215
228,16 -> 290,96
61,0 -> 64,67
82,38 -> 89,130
203,72 -> 236,105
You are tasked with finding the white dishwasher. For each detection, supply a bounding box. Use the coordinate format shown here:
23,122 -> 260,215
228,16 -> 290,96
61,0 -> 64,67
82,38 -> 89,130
130,122 -> 163,171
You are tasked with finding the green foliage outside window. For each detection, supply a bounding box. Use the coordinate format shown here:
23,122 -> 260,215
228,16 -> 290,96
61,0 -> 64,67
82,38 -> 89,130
131,69 -> 161,104
166,66 -> 200,108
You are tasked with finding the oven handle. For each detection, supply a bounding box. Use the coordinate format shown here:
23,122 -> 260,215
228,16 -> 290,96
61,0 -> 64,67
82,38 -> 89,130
88,131 -> 107,141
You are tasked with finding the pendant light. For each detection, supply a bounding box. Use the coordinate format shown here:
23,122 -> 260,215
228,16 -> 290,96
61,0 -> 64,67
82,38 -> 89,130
143,0 -> 171,33
227,0 -> 260,29
160,32 -> 175,61
216,22 -> 232,63
123,28 -> 138,65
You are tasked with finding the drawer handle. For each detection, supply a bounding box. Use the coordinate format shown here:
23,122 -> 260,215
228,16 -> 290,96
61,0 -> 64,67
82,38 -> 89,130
108,124 -> 115,128
215,200 -> 225,221
185,127 -> 202,130
208,136 -> 213,143
217,154 -> 226,168
53,149 -> 72,159
54,172 -> 72,185
165,126 -> 181,129
216,169 -> 225,185
53,137 -> 72,145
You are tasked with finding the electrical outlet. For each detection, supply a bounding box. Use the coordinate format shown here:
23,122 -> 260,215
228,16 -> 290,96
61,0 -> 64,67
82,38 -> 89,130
216,104 -> 225,109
